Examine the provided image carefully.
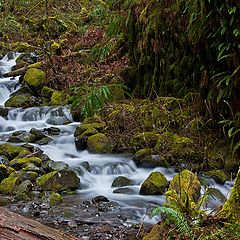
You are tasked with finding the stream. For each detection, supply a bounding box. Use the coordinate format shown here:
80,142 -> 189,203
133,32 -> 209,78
0,53 -> 234,237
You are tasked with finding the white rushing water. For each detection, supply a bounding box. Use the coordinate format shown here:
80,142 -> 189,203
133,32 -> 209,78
0,53 -> 233,224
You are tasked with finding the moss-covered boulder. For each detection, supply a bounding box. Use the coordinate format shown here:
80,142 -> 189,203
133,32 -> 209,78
50,91 -> 68,106
131,132 -> 161,150
0,164 -> 9,182
23,68 -> 45,91
74,122 -> 106,137
8,131 -> 36,143
87,133 -> 114,153
75,127 -> 99,151
111,176 -> 133,188
0,172 -> 21,194
139,172 -> 168,195
204,170 -> 228,184
5,94 -> 40,108
37,170 -> 80,191
9,157 -> 42,170
15,180 -> 33,194
41,86 -> 55,98
133,149 -> 170,168
0,144 -> 29,160
42,191 -> 63,206
218,168 -> 240,223
167,169 -> 201,204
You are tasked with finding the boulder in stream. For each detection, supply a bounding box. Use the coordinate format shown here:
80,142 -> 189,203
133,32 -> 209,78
87,133 -> 114,153
0,143 -> 29,160
23,68 -> 45,91
37,170 -> 80,191
167,169 -> 201,204
111,176 -> 133,188
139,171 -> 168,195
204,169 -> 228,184
5,94 -> 40,108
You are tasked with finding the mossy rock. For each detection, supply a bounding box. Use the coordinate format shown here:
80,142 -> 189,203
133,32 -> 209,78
27,62 -> 42,69
131,132 -> 161,150
204,170 -> 228,184
111,176 -> 133,188
50,91 -> 68,106
0,164 -> 9,182
74,122 -> 106,137
87,133 -> 114,153
41,86 -> 55,99
0,172 -> 21,195
5,94 -> 40,108
8,131 -> 36,143
0,196 -> 11,206
15,180 -> 33,194
23,68 -> 46,91
0,144 -> 29,160
37,170 -> 80,191
49,192 -> 63,206
75,127 -> 99,151
139,171 -> 168,195
133,149 -> 170,168
9,157 -> 42,170
167,169 -> 201,203
143,223 -> 166,240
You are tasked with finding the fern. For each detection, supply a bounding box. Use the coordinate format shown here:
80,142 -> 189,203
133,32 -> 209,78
151,206 -> 193,238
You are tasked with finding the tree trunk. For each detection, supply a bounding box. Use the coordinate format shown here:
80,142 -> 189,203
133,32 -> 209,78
0,207 -> 79,240
218,168 -> 240,223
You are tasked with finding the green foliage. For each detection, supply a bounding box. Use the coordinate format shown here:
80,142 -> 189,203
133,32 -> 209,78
151,206 -> 193,238
71,84 -> 129,118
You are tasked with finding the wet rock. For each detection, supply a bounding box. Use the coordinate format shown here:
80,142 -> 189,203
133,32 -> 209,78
80,161 -> 92,172
37,170 -> 80,191
46,116 -> 72,125
92,195 -> 109,203
204,170 -> 228,184
0,143 -> 29,160
7,52 -> 15,60
22,163 -> 44,174
0,172 -> 21,194
23,68 -> 45,91
167,169 -> 201,204
75,127 -> 99,151
0,107 -> 9,118
36,137 -> 52,145
0,164 -> 9,182
111,176 -> 133,188
98,201 -> 120,212
87,133 -> 114,153
74,122 -> 106,137
0,155 -> 8,164
113,187 -> 135,195
48,161 -> 69,171
8,130 -> 36,143
5,94 -> 40,108
0,196 -> 11,206
9,85 -> 34,97
44,127 -> 61,135
9,157 -> 42,170
139,171 -> 168,195
42,192 -> 63,206
30,128 -> 47,140
15,180 -> 33,194
133,150 -> 170,168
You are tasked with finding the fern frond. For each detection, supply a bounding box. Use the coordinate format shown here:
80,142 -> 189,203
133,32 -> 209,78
151,206 -> 193,238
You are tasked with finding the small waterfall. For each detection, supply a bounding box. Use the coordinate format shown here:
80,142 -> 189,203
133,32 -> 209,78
0,52 -> 234,224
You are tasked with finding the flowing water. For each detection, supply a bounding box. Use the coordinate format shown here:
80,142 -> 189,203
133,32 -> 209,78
0,53 -> 233,224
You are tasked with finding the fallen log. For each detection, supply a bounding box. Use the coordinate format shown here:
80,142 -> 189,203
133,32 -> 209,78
0,207 -> 79,240
2,67 -> 27,78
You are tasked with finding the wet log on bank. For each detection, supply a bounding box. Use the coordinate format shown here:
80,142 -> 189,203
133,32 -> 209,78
0,207 -> 78,240
2,67 -> 27,78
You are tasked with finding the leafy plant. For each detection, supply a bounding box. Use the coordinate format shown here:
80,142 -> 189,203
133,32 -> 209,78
151,206 -> 193,238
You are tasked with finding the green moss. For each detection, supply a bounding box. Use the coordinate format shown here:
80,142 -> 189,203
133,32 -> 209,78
0,144 -> 29,160
37,170 -> 80,191
167,169 -> 201,204
5,94 -> 38,108
74,122 -> 106,137
139,171 -> 168,195
205,170 -> 228,184
49,192 -> 63,205
218,169 -> 240,223
41,86 -> 55,98
23,68 -> 46,90
9,157 -> 42,170
0,173 -> 21,195
111,176 -> 133,187
50,91 -> 68,106
131,132 -> 161,149
27,62 -> 42,69
87,133 -> 114,153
